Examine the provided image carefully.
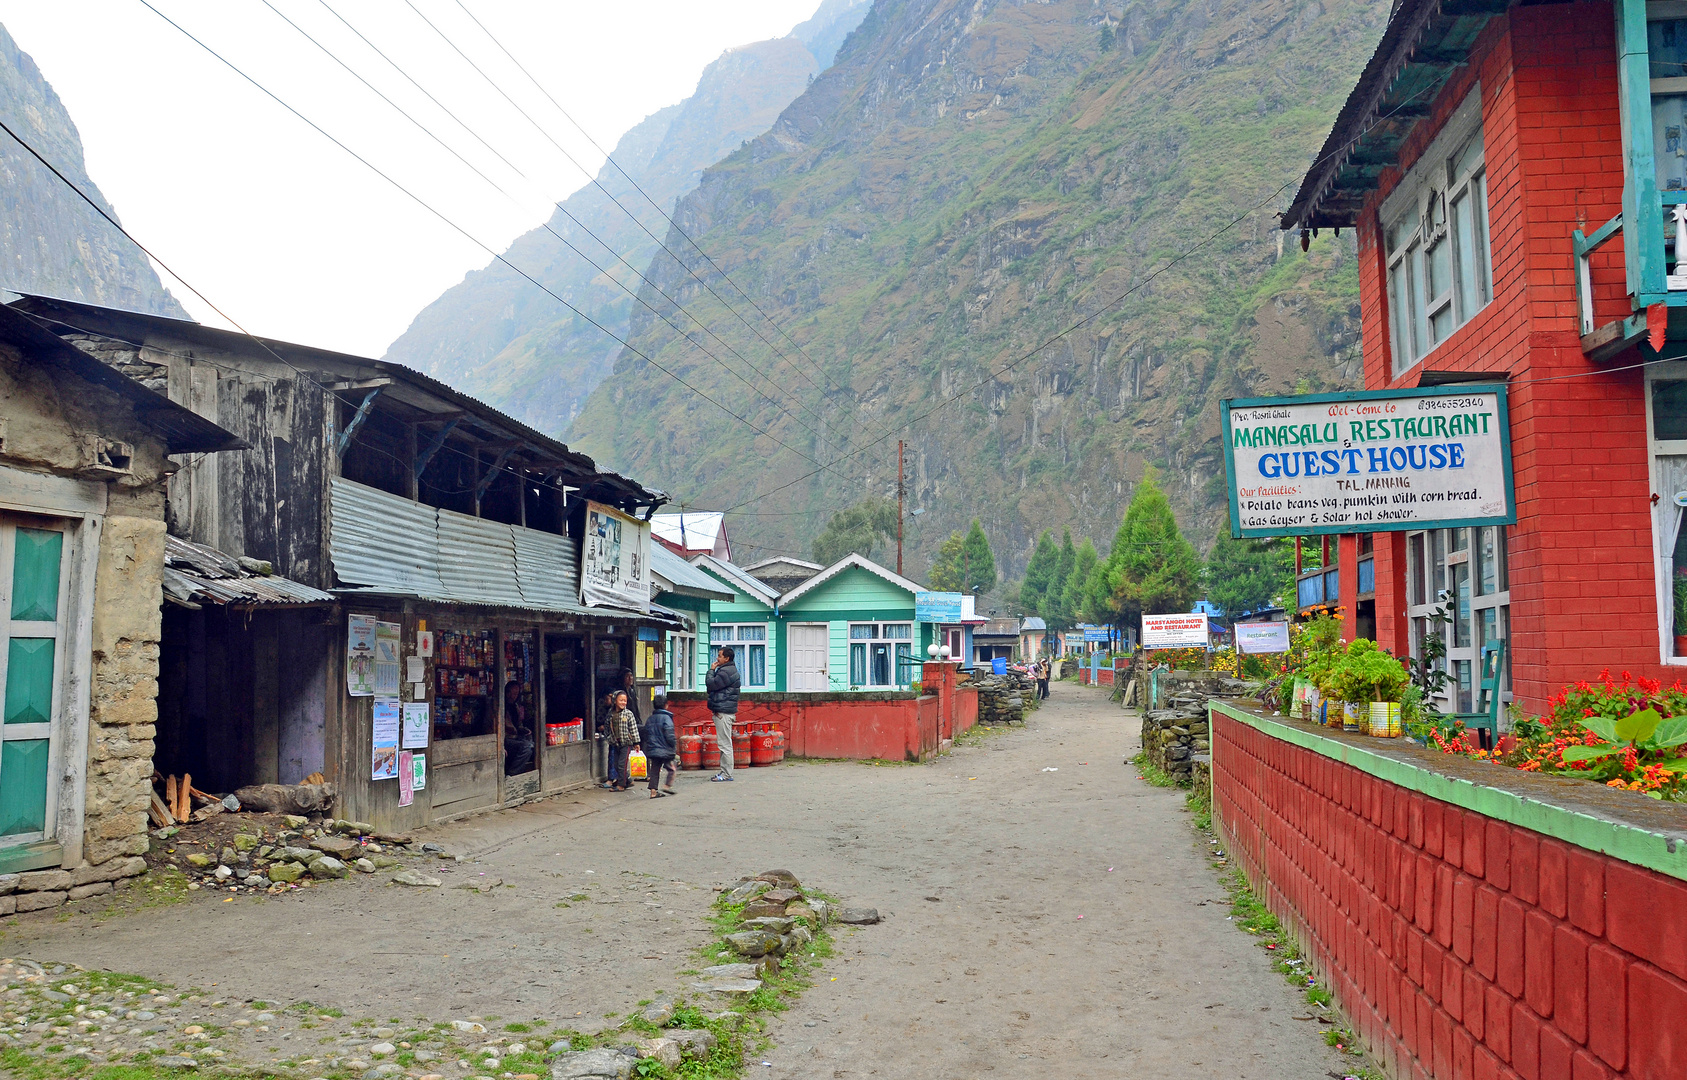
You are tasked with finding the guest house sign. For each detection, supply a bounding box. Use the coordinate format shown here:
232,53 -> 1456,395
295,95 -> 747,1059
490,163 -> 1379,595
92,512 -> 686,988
1220,385 -> 1514,538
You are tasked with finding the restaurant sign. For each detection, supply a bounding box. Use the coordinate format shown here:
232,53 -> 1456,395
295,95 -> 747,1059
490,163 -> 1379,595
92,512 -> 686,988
1221,385 -> 1514,538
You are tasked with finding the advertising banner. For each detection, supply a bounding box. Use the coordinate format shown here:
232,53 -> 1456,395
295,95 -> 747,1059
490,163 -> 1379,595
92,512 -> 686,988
1235,621 -> 1292,654
915,591 -> 964,622
1142,613 -> 1209,650
581,501 -> 652,612
1221,385 -> 1514,538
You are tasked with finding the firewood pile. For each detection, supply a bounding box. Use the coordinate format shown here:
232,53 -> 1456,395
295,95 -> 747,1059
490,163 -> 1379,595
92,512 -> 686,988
148,771 -> 327,827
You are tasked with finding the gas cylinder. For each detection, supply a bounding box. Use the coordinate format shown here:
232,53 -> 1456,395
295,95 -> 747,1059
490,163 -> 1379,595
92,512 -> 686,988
678,733 -> 703,771
750,724 -> 776,766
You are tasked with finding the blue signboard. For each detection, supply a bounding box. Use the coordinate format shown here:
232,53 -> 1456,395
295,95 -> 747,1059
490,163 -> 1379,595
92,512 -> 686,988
1082,626 -> 1110,642
915,591 -> 963,622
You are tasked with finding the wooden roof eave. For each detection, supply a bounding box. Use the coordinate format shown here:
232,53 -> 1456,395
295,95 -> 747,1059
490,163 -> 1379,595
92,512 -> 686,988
1282,0 -> 1516,233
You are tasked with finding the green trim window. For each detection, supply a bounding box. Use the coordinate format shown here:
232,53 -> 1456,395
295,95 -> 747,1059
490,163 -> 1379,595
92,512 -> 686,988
710,624 -> 767,687
848,623 -> 913,688
0,519 -> 69,844
1382,88 -> 1492,375
1405,525 -> 1509,711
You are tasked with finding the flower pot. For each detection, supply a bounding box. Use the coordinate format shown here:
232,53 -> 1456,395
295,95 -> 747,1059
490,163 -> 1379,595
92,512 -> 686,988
1342,702 -> 1362,733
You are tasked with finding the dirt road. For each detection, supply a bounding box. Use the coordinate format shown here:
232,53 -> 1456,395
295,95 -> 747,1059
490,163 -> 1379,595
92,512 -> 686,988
3,683 -> 1347,1078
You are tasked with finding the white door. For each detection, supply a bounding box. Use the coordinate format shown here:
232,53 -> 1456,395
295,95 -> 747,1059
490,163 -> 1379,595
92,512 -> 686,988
788,624 -> 828,691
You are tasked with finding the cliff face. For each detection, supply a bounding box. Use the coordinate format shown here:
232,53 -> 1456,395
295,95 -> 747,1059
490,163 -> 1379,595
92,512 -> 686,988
566,0 -> 1382,574
0,24 -> 187,318
382,0 -> 872,433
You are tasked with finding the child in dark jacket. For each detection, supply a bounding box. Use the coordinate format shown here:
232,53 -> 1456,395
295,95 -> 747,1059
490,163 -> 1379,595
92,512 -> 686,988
642,695 -> 678,797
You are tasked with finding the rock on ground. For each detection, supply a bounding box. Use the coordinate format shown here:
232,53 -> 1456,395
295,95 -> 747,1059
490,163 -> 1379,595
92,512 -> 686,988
549,1047 -> 634,1079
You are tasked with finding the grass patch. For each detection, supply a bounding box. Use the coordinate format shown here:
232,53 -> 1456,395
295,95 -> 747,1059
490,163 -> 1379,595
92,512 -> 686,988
1130,752 -> 1188,788
952,723 -> 1004,749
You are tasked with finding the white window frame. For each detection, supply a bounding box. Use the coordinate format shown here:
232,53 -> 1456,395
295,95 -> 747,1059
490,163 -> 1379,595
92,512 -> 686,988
1404,525 -> 1510,712
710,623 -> 768,688
1645,362 -> 1687,663
1381,87 -> 1493,377
848,622 -> 913,688
667,632 -> 696,691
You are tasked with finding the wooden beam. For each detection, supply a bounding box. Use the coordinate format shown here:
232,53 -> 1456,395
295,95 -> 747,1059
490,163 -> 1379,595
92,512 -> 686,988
335,387 -> 383,457
413,417 -> 460,480
326,377 -> 394,392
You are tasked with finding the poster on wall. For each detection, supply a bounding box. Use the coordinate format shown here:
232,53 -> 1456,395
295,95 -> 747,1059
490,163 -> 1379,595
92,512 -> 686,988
348,614 -> 377,696
1236,621 -> 1292,654
398,751 -> 414,807
401,702 -> 430,749
1142,613 -> 1210,650
411,752 -> 427,790
372,698 -> 400,780
374,621 -> 402,697
581,501 -> 652,612
1221,385 -> 1515,538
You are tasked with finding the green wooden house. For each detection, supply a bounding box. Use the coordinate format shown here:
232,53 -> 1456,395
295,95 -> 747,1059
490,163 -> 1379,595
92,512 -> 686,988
776,554 -> 933,692
691,554 -> 782,691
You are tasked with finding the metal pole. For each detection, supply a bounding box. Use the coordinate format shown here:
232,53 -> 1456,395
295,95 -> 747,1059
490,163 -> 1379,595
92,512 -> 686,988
897,440 -> 904,576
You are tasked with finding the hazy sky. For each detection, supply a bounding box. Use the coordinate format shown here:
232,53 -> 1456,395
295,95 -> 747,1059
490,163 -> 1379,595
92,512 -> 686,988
0,0 -> 821,357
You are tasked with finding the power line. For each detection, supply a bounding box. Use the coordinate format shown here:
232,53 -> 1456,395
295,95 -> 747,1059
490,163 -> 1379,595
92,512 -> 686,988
713,83 -> 1445,516
136,0 -> 851,485
261,0 -> 844,462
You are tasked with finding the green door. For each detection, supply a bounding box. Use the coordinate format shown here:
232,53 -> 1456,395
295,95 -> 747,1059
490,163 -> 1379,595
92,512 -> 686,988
0,520 -> 65,843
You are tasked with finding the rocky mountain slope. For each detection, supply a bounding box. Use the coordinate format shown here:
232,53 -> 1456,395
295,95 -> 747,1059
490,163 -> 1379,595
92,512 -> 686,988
566,0 -> 1381,575
382,0 -> 872,432
0,24 -> 187,318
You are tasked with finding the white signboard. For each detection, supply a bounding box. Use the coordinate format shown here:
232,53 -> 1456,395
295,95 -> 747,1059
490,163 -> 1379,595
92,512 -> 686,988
581,500 -> 652,613
1142,613 -> 1209,650
1222,386 -> 1513,537
1235,621 -> 1292,654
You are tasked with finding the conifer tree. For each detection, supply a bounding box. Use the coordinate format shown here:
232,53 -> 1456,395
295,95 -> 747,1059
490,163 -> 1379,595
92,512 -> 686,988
1020,530 -> 1059,615
1096,471 -> 1201,628
1203,511 -> 1293,617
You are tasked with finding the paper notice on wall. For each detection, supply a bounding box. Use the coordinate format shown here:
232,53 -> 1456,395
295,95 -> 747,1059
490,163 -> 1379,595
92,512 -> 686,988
372,697 -> 400,780
406,656 -> 425,684
401,702 -> 429,749
374,621 -> 402,697
416,630 -> 434,658
411,752 -> 426,791
580,501 -> 652,612
348,614 -> 377,697
398,751 -> 414,806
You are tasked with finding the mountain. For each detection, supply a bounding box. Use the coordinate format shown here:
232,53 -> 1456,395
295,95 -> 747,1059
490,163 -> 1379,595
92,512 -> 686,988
565,0 -> 1382,577
382,0 -> 873,432
0,24 -> 187,318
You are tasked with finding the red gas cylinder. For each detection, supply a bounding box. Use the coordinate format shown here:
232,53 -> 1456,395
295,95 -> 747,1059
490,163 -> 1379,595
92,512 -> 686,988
701,736 -> 721,771
678,733 -> 703,771
731,723 -> 751,765
750,724 -> 776,767
772,726 -> 787,763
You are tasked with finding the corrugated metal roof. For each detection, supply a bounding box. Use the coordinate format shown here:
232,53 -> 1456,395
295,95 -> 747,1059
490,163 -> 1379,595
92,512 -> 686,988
163,534 -> 334,607
330,478 -> 443,595
651,543 -> 733,601
329,477 -> 669,625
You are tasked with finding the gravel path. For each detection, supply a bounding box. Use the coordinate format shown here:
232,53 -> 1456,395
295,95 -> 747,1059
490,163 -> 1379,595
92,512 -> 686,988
0,682 -> 1350,1078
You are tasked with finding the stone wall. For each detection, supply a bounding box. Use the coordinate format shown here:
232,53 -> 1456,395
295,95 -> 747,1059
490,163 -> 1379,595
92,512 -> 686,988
1137,669 -> 1248,781
973,671 -> 1037,724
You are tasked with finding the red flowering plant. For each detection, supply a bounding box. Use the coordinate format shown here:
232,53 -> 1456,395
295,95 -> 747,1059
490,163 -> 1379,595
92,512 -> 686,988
1434,670 -> 1687,799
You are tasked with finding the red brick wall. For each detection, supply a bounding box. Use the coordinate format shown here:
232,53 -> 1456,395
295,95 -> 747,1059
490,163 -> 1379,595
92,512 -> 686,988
1351,5 -> 1666,711
1213,712 -> 1687,1080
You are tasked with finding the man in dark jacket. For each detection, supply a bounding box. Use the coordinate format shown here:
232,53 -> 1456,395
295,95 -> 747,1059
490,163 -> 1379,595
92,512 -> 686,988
705,647 -> 741,782
641,694 -> 678,796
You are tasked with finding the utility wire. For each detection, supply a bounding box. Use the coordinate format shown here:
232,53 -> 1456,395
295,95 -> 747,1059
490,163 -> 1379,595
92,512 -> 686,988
712,82 -> 1446,516
260,0 -> 843,458
450,0 -> 856,401
137,0 -> 853,483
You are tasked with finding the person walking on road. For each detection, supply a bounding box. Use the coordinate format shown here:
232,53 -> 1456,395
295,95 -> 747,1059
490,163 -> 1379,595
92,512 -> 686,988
706,647 -> 741,782
642,693 -> 678,797
608,690 -> 640,792
1037,657 -> 1051,699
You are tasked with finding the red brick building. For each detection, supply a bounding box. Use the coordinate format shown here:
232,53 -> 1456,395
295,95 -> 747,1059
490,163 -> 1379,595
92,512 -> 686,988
1283,0 -> 1687,714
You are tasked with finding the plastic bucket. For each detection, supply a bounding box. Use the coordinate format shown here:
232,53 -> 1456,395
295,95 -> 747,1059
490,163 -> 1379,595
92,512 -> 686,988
992,657 -> 1008,675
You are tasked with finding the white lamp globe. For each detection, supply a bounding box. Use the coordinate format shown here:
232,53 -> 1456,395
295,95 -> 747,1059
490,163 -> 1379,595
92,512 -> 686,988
927,644 -> 939,658
939,645 -> 952,659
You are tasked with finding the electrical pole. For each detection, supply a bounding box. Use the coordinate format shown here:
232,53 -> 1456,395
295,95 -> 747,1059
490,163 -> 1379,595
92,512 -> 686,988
896,439 -> 905,576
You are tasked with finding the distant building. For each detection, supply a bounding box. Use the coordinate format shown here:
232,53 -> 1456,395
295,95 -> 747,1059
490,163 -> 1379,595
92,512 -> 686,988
651,511 -> 731,562
1019,617 -> 1050,662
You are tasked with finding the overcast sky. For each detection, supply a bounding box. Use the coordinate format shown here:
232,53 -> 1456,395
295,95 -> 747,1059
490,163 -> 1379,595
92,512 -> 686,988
0,0 -> 820,357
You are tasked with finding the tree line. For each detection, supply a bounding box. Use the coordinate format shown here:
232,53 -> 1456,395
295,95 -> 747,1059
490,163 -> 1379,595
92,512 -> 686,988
809,470 -> 1307,632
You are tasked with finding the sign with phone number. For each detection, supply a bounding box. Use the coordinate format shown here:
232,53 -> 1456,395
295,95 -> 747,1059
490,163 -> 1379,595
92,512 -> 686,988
1220,385 -> 1515,538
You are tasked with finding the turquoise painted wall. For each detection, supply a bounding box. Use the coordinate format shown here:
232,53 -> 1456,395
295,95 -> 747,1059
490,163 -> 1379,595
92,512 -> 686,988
696,564 -> 776,688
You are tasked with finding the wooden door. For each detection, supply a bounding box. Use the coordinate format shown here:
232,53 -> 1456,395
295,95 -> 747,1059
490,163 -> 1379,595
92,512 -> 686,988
788,623 -> 828,691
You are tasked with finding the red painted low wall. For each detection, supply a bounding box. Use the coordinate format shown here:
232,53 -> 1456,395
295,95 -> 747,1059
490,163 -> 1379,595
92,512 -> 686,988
669,695 -> 936,762
955,686 -> 978,733
1212,709 -> 1687,1080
